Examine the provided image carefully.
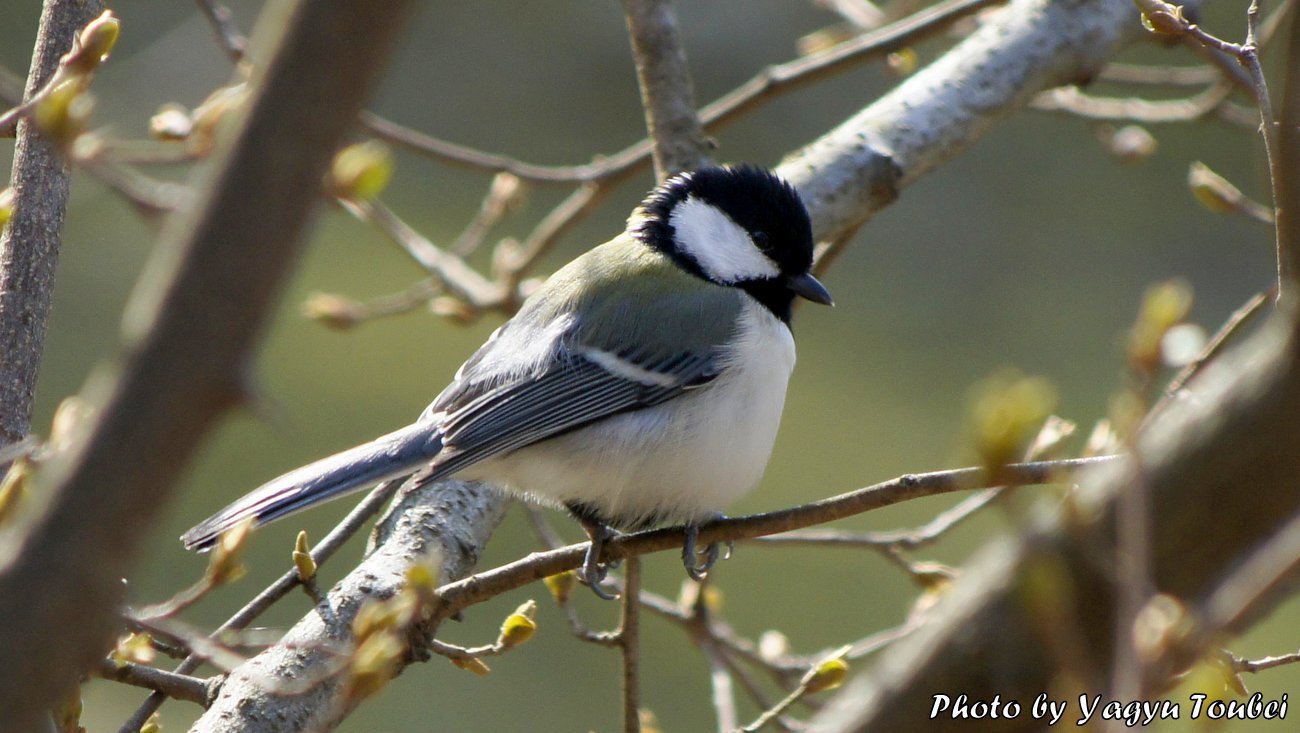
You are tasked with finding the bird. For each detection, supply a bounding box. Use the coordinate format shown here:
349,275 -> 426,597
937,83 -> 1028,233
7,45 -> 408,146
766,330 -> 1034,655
182,164 -> 832,598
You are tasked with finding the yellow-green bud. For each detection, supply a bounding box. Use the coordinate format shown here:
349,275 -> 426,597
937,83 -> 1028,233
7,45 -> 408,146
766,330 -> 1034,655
329,140 -> 393,202
758,630 -> 789,663
1136,0 -> 1187,34
429,296 -> 477,325
1105,125 -> 1157,163
1128,279 -> 1193,373
1188,161 -> 1244,215
139,713 -> 162,733
149,104 -> 193,141
111,632 -> 156,667
803,656 -> 850,694
189,83 -> 247,155
543,570 -> 577,605
886,48 -> 918,76
968,370 -> 1057,475
34,83 -> 93,145
486,171 -> 527,216
67,11 -> 120,74
1133,593 -> 1192,664
302,292 -> 361,330
293,530 -> 316,582
49,395 -> 93,451
498,600 -> 538,648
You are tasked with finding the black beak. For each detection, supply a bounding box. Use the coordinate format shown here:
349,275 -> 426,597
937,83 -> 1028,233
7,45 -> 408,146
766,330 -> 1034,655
787,272 -> 834,306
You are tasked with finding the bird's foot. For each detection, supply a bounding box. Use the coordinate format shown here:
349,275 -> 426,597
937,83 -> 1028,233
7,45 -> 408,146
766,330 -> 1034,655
682,515 -> 732,581
580,523 -> 620,601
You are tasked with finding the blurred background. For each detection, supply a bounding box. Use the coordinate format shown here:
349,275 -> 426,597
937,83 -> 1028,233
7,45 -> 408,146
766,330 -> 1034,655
2,1 -> 1293,730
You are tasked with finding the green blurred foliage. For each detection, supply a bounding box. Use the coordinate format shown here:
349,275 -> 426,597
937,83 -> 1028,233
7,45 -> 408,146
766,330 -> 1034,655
2,1 -> 1294,731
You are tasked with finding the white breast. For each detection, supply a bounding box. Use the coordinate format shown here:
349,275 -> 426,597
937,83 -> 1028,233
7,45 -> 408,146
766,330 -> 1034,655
463,299 -> 797,527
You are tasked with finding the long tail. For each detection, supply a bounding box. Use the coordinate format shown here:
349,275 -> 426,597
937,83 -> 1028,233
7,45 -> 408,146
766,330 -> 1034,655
181,421 -> 444,551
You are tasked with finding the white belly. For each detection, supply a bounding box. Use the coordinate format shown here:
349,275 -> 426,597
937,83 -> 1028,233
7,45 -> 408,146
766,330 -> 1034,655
462,301 -> 797,527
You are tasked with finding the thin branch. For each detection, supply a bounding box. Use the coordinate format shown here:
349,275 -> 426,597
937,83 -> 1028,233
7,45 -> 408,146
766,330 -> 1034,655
501,183 -> 609,286
340,199 -> 505,309
362,0 -> 997,185
95,661 -> 214,706
0,0 -> 104,448
1098,62 -> 1221,86
1030,82 -> 1233,123
195,0 -> 247,62
621,0 -> 709,178
620,556 -> 643,733
1138,0 -> 1288,288
1153,288 -> 1272,410
361,112 -> 646,184
702,639 -> 739,733
1234,649 -> 1300,673
430,456 -> 1118,623
757,486 -> 1002,551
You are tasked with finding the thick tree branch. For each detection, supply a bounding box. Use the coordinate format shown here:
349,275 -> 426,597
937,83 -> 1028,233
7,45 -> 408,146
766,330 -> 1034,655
191,478 -> 507,733
777,0 -> 1164,245
0,0 -> 104,449
0,1 -> 413,729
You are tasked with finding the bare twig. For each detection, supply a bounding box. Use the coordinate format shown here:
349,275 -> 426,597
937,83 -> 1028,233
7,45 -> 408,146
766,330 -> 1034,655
1098,62 -> 1221,86
363,0 -> 997,185
620,556 -> 643,733
0,0 -> 104,448
1234,649 -> 1300,673
95,660 -> 214,706
1138,0 -> 1287,288
1031,82 -> 1233,123
430,456 -> 1118,624
702,639 -> 739,733
1153,288 -> 1272,411
621,0 -> 709,178
195,0 -> 247,62
340,199 -> 504,309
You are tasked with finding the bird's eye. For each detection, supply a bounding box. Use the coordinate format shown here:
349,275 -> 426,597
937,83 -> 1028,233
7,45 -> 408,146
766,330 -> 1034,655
752,231 -> 770,248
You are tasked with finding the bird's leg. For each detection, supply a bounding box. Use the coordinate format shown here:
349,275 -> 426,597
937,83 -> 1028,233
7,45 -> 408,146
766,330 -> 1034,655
682,514 -> 732,581
567,503 -> 620,600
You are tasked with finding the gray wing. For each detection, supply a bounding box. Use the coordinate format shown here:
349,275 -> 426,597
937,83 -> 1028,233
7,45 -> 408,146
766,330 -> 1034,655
423,346 -> 721,478
420,235 -> 746,478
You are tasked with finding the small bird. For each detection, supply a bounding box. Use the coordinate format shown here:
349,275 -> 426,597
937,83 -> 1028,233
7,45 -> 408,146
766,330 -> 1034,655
182,164 -> 832,597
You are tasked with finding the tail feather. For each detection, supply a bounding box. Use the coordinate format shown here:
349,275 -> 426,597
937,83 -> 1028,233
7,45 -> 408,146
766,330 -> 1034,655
181,422 -> 443,551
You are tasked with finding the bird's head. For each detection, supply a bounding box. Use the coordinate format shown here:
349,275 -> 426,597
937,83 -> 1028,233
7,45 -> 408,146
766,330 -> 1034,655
631,165 -> 832,321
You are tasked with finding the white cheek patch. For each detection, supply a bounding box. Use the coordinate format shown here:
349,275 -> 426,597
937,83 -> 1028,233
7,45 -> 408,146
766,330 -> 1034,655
669,196 -> 780,283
